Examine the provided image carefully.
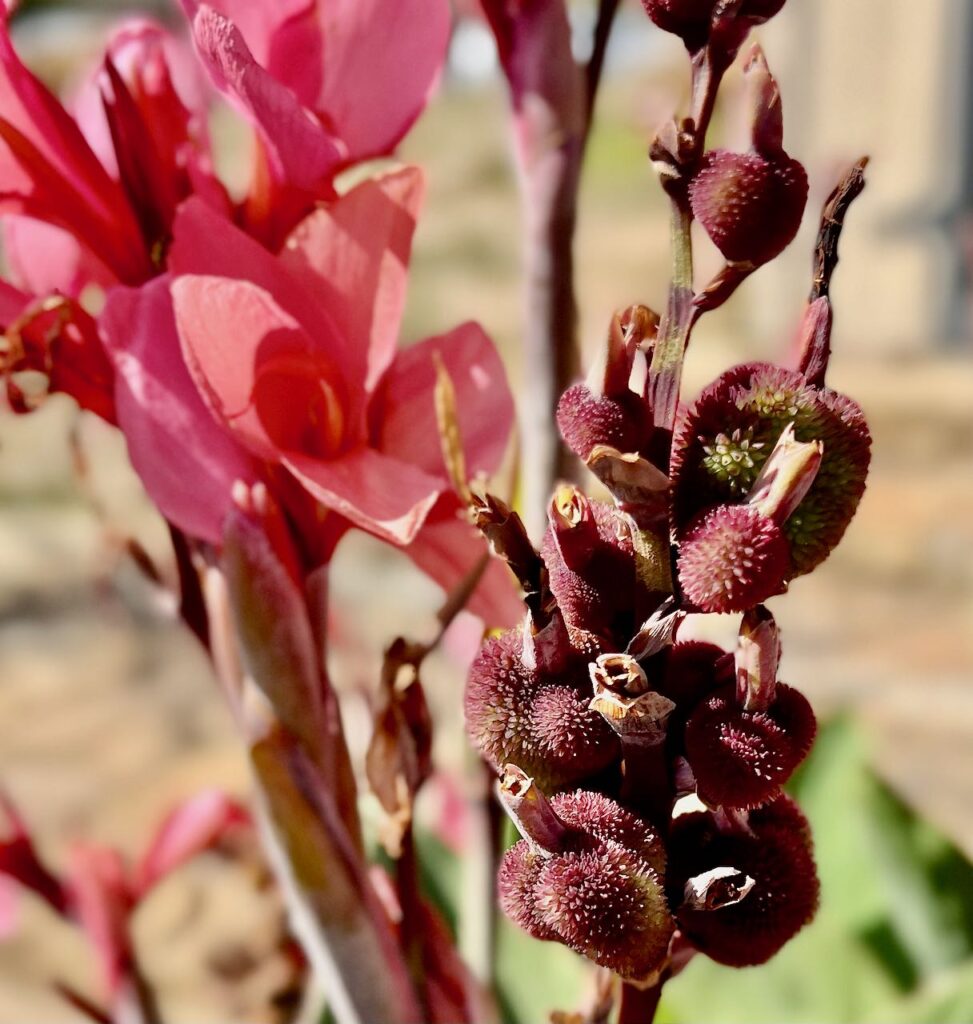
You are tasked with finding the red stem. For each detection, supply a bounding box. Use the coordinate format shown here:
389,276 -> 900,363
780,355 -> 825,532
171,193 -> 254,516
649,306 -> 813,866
618,978 -> 664,1024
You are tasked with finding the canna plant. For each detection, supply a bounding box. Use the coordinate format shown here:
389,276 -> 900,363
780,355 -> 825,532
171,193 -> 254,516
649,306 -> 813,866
465,0 -> 871,1020
0,0 -> 874,1022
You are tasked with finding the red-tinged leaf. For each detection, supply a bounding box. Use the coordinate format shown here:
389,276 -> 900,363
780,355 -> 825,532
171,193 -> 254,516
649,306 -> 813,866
221,503 -> 325,750
417,898 -> 481,1024
134,790 -> 249,895
251,723 -> 424,1024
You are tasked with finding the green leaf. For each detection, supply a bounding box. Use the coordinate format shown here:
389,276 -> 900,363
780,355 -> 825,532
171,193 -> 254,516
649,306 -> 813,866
496,916 -> 589,1024
865,962 -> 973,1024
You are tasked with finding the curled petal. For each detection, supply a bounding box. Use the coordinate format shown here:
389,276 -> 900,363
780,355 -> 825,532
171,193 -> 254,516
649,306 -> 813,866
376,321 -> 515,481
187,4 -> 343,189
402,499 -> 522,628
284,445 -> 441,545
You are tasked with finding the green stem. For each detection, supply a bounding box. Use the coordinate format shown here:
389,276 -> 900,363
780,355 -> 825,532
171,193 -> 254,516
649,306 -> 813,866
647,198 -> 695,461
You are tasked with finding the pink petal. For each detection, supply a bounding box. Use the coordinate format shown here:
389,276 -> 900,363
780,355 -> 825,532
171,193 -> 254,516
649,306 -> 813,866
284,446 -> 442,545
0,275 -> 26,324
280,166 -> 424,396
2,217 -> 114,298
66,845 -> 131,998
100,277 -> 258,543
376,322 -> 515,480
186,4 -> 343,190
135,790 -> 248,895
316,0 -> 451,160
171,274 -> 350,461
181,0 -> 322,106
0,24 -> 148,281
170,197 -> 354,376
403,499 -> 522,627
0,877 -> 18,939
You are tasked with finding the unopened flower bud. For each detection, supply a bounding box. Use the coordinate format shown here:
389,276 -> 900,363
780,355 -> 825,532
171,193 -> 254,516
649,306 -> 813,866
671,795 -> 819,965
640,0 -> 786,52
684,682 -> 816,808
541,495 -> 650,651
465,629 -> 620,790
557,312 -> 652,461
677,504 -> 789,613
747,423 -> 824,526
735,605 -> 780,711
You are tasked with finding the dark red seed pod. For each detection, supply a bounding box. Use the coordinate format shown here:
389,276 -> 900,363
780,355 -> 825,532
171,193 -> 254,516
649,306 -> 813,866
499,788 -> 673,978
684,682 -> 817,808
541,496 -> 651,650
464,630 -> 620,790
497,841 -> 557,942
551,789 -> 667,878
656,641 -> 728,713
556,383 -> 648,462
670,362 -> 871,578
690,150 -> 808,266
677,504 -> 790,613
640,0 -> 715,50
641,1 -> 787,52
672,795 -> 819,966
534,844 -> 673,979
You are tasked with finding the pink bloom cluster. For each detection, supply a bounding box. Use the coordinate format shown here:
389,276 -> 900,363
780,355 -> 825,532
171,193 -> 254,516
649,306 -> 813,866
0,2 -> 518,622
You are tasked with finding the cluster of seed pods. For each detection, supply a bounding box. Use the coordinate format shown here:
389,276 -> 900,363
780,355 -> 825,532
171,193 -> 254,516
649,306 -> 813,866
465,0 -> 872,986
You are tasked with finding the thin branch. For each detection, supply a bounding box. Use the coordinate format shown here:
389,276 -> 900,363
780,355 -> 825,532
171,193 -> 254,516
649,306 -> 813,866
810,156 -> 869,301
584,0 -> 622,134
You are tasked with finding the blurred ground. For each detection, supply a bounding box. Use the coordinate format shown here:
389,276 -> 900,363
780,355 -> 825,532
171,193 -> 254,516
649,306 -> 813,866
0,24 -> 971,1024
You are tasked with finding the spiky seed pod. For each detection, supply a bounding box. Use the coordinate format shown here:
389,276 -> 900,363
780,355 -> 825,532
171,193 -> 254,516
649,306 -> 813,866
684,682 -> 817,808
671,362 -> 871,577
677,504 -> 790,613
671,796 -> 819,966
496,841 -> 557,941
640,0 -> 786,51
690,150 -> 808,266
464,630 -> 620,790
542,497 -> 660,651
556,383 -> 647,462
552,789 -> 667,877
497,790 -> 673,979
534,844 -> 673,978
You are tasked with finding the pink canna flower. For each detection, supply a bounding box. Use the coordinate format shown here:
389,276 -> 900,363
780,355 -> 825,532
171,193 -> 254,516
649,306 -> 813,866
101,166 -> 520,624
